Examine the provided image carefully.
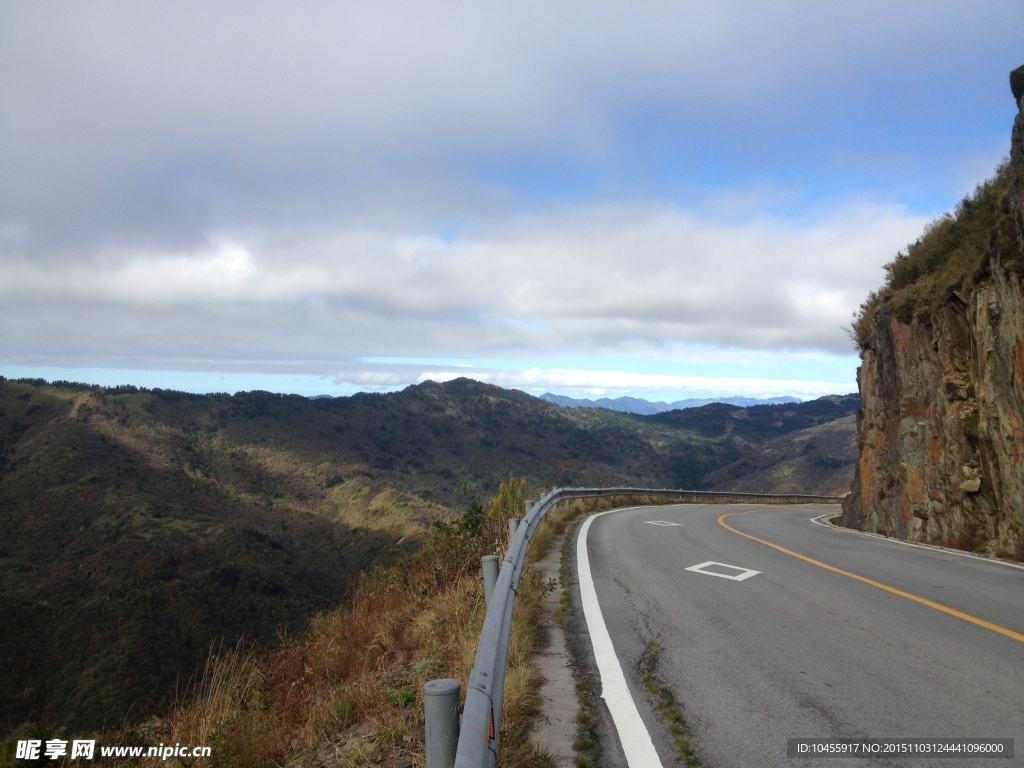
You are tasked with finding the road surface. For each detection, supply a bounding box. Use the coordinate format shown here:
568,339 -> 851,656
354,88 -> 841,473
568,503 -> 1024,767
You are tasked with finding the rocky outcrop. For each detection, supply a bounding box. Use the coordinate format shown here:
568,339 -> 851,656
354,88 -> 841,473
841,67 -> 1024,559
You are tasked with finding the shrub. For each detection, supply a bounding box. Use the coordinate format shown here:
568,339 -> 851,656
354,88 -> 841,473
852,160 -> 1012,349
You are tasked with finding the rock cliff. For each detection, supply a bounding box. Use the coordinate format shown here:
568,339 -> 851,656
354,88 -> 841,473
841,66 -> 1024,559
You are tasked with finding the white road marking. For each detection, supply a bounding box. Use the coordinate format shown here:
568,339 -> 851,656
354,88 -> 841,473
809,514 -> 1024,572
644,521 -> 681,526
578,508 -> 665,768
685,561 -> 761,581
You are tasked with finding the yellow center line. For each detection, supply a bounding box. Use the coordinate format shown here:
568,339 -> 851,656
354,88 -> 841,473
718,510 -> 1024,644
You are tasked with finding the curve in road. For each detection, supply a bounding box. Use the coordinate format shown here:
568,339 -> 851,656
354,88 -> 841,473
571,503 -> 1024,768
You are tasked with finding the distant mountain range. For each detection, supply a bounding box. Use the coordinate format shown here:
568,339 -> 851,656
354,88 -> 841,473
540,392 -> 802,415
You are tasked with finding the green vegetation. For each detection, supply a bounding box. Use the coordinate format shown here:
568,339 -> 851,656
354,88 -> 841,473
108,477 -> 551,768
703,412 -> 858,494
852,161 -> 1016,348
0,376 -> 858,755
644,396 -> 858,491
639,640 -> 699,766
0,381 -> 438,751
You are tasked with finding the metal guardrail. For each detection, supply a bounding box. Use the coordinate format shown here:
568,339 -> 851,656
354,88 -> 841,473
446,486 -> 843,768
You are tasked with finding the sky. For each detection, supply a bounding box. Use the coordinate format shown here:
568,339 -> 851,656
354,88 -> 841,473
2,2 -> 1022,401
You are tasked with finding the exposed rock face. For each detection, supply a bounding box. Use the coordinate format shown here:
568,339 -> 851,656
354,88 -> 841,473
1012,65 -> 1024,263
842,67 -> 1024,559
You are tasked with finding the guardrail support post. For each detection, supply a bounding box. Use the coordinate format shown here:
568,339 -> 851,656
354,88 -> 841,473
481,555 -> 498,606
508,518 -> 520,540
424,678 -> 461,768
525,499 -> 535,514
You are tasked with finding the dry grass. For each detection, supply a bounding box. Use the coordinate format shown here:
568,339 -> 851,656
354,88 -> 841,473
95,489 -> 666,768
320,477 -> 449,540
100,478 -> 547,768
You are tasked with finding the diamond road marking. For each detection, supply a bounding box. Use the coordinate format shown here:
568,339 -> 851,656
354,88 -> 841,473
685,561 -> 761,581
644,521 -> 681,526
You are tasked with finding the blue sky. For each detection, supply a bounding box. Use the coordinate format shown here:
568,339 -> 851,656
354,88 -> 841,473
2,2 -> 1022,401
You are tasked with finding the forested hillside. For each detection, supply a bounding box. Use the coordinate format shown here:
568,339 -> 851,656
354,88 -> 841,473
0,376 -> 857,746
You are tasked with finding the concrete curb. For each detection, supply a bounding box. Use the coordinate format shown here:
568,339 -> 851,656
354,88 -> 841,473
526,532 -> 577,766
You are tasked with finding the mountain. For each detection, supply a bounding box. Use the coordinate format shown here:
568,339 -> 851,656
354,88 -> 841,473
0,382 -> 421,739
539,392 -> 802,414
842,65 -> 1024,560
0,376 -> 858,742
705,412 -> 858,495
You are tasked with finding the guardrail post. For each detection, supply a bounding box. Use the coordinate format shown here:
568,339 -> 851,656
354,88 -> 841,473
481,555 -> 499,606
525,499 -> 534,514
507,518 -> 520,541
424,678 -> 461,768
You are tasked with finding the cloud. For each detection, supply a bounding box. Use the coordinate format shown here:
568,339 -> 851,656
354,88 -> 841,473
0,1 -> 1019,380
0,197 -> 926,366
2,3 -> 1017,241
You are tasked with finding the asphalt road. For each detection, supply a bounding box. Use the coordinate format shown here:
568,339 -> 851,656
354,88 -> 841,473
570,503 -> 1024,768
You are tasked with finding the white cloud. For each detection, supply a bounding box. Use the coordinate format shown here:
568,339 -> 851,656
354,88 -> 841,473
2,2 -> 1017,243
0,1 -> 1019,388
0,198 -> 925,362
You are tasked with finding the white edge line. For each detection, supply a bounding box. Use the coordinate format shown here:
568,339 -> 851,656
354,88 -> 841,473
809,514 -> 1024,572
577,507 -> 665,768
